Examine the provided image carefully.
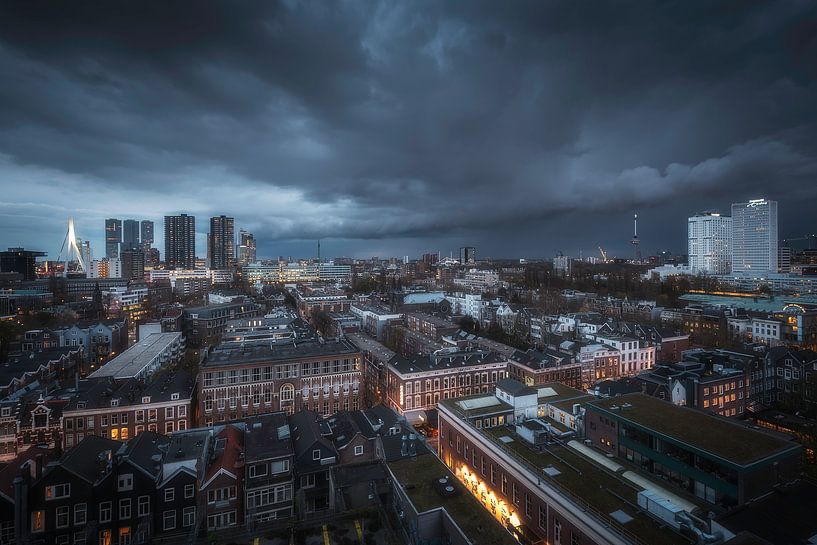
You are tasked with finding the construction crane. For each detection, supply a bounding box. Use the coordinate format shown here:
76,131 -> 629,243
598,246 -> 608,262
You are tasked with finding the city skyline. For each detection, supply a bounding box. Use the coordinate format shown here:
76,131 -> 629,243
1,3 -> 816,260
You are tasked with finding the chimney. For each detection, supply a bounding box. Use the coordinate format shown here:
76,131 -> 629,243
35,454 -> 44,480
400,435 -> 408,457
13,473 -> 30,545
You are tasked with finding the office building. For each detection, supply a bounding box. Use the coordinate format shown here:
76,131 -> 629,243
459,246 -> 476,265
238,229 -> 256,265
140,220 -> 154,249
164,214 -> 196,270
208,216 -> 235,270
104,218 -> 122,258
0,247 -> 46,281
122,219 -> 140,250
731,198 -> 778,274
120,248 -> 146,281
688,212 -> 732,275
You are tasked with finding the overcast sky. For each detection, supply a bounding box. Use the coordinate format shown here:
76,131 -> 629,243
1,1 -> 816,262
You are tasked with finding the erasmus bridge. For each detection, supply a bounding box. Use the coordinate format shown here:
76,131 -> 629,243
56,217 -> 85,277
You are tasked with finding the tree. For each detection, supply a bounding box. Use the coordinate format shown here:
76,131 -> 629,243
312,310 -> 333,337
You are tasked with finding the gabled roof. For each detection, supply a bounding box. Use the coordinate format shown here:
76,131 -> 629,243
203,425 -> 243,488
117,430 -> 170,480
0,446 -> 53,502
289,410 -> 337,470
54,435 -> 122,484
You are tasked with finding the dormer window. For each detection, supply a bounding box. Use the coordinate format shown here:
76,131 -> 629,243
142,396 -> 151,404
1,408 -> 10,417
171,393 -> 180,401
111,399 -> 119,407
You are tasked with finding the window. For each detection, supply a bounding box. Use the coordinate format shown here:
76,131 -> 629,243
46,483 -> 71,500
165,488 -> 175,502
185,484 -> 195,498
270,459 -> 290,474
182,506 -> 195,527
313,449 -> 321,460
249,464 -> 267,478
138,496 -> 150,517
165,407 -> 174,419
56,505 -> 70,528
119,498 -> 131,519
280,383 -> 294,402
74,503 -> 87,525
32,511 -> 45,533
118,527 -> 131,545
163,510 -> 176,531
538,505 -> 547,530
354,445 -> 364,456
207,486 -> 236,503
118,474 -> 133,491
100,502 -> 112,523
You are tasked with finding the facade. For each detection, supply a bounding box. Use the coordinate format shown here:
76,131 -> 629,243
199,338 -> 362,425
140,220 -> 154,250
238,229 -> 256,266
688,212 -> 732,275
243,413 -> 295,525
61,369 -> 195,449
385,348 -> 508,423
586,393 -> 801,506
164,214 -> 196,270
731,198 -> 778,274
459,246 -> 476,265
105,218 -> 122,259
584,332 -> 655,376
208,216 -> 235,270
120,248 -> 145,281
122,219 -> 140,251
405,312 -> 459,341
182,300 -> 262,348
507,349 -> 583,389
0,248 -> 46,281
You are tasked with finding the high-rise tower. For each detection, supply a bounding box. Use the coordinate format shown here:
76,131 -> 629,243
688,212 -> 732,275
208,216 -> 235,270
731,198 -> 778,274
238,229 -> 256,265
164,214 -> 196,269
105,218 -> 122,259
631,214 -> 641,262
122,219 -> 140,251
140,220 -> 154,249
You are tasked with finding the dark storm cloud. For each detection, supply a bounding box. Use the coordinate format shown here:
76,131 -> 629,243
0,1 -> 816,258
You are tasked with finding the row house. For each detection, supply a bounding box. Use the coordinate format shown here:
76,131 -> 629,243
595,320 -> 689,363
61,370 -> 196,449
1,346 -> 85,399
199,338 -> 362,426
243,413 -> 295,526
201,425 -> 244,531
764,347 -> 817,412
634,360 -> 750,417
583,332 -> 655,376
0,391 -> 69,463
727,316 -> 784,347
56,320 -> 128,367
385,347 -> 508,424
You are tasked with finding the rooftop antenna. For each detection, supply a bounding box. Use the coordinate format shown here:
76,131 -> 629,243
631,213 -> 641,262
57,217 -> 85,276
317,239 -> 321,264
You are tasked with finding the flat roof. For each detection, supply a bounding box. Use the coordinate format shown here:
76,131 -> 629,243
482,427 -> 693,545
90,332 -> 181,378
346,333 -> 396,362
589,393 -> 800,466
388,454 -> 517,545
203,338 -> 359,368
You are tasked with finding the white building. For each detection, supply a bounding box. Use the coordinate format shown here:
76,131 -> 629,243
585,332 -> 655,376
89,258 -> 122,279
731,198 -> 778,274
452,269 -> 500,292
688,212 -> 732,275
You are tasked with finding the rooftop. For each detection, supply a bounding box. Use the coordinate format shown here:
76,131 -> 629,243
481,426 -> 692,545
390,349 -> 504,375
203,337 -> 359,368
589,393 -> 800,466
89,332 -> 181,379
388,454 -> 518,545
346,333 -> 396,362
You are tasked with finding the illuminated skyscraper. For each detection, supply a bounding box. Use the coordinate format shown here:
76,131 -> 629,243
731,198 -> 778,274
208,216 -> 235,270
164,214 -> 196,269
238,229 -> 256,265
140,220 -> 154,249
688,212 -> 732,275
